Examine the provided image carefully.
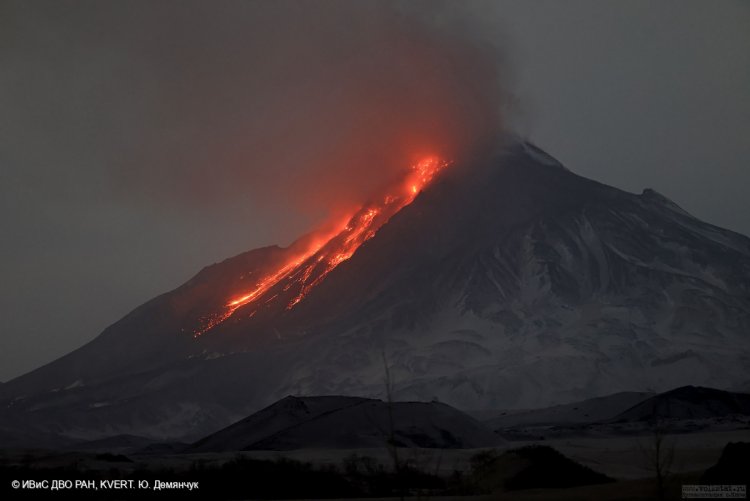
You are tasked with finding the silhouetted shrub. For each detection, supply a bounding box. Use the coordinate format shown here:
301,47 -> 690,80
504,445 -> 614,490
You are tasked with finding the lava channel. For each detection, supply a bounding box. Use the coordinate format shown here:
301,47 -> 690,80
194,156 -> 449,337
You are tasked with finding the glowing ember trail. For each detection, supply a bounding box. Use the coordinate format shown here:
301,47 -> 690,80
194,156 -> 449,337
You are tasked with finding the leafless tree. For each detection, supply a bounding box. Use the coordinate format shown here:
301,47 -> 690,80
639,416 -> 676,501
381,349 -> 405,500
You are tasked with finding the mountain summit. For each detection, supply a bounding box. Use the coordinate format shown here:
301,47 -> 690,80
2,138 -> 749,440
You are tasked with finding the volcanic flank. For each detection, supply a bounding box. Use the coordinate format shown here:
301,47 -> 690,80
194,156 -> 449,337
1,137 -> 749,441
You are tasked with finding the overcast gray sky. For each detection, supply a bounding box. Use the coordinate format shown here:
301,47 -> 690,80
1,0 -> 748,382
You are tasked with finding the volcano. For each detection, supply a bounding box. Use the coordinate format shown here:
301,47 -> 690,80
2,137 -> 749,441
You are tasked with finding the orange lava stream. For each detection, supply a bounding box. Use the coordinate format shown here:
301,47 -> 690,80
193,156 -> 448,337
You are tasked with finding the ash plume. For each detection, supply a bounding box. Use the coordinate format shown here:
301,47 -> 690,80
64,1 -> 510,223
3,0 -> 511,233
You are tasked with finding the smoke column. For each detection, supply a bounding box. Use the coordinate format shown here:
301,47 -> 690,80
107,0 -> 511,223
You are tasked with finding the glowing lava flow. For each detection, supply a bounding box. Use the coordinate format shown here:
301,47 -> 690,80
194,156 -> 448,337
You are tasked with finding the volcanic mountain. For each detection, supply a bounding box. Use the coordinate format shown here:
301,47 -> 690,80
1,137 -> 749,441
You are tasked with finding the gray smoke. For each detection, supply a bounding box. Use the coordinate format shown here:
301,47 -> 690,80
3,1 -> 509,219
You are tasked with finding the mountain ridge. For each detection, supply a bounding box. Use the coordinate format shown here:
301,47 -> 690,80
189,395 -> 503,452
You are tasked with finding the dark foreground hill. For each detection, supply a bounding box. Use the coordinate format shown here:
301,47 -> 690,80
189,395 -> 504,452
470,445 -> 614,492
702,441 -> 750,486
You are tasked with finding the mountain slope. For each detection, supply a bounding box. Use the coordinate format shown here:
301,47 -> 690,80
610,386 -> 750,422
1,137 -> 749,441
482,391 -> 655,429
